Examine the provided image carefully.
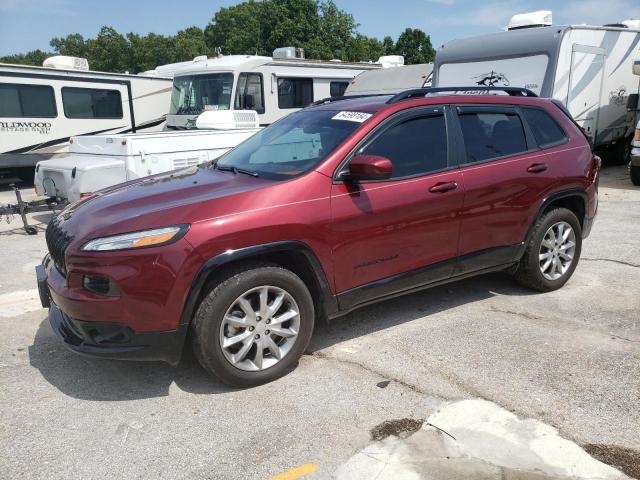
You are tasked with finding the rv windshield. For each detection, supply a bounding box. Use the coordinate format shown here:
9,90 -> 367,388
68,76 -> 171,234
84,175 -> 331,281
170,73 -> 234,115
215,109 -> 367,180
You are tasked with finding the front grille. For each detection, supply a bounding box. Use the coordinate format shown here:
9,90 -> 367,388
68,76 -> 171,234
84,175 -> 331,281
45,217 -> 74,275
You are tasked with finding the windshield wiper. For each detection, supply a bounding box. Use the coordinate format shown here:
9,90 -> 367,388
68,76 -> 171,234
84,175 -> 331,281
215,164 -> 259,177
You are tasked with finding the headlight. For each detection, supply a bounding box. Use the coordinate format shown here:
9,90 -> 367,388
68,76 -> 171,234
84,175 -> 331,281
81,225 -> 188,252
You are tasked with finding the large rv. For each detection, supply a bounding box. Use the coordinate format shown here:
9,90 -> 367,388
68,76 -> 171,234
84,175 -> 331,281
33,51 -> 380,201
345,63 -> 433,96
164,51 -> 380,129
0,56 -> 172,174
433,11 -> 640,163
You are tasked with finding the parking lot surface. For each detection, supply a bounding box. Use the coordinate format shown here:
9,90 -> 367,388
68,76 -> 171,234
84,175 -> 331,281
0,166 -> 638,479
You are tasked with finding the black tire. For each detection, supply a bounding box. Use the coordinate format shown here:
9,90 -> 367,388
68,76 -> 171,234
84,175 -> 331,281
631,165 -> 640,186
607,139 -> 631,166
191,262 -> 314,387
514,208 -> 582,292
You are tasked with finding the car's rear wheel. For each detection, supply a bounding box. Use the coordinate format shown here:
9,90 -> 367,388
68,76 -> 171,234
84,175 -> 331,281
191,262 -> 314,387
631,165 -> 640,186
514,208 -> 582,292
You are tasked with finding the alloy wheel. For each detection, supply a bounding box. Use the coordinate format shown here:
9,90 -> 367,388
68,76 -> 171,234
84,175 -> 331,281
538,221 -> 576,281
219,285 -> 300,371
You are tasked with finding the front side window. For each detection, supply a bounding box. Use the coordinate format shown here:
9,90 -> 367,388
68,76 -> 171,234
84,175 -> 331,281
278,78 -> 313,109
234,73 -> 265,114
217,109 -> 365,179
62,87 -> 122,119
361,114 -> 448,178
458,111 -> 527,163
521,107 -> 567,148
0,83 -> 56,118
330,81 -> 349,97
170,73 -> 234,115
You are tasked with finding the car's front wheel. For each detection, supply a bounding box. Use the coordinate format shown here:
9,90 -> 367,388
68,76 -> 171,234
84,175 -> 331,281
191,262 -> 314,387
514,207 -> 582,292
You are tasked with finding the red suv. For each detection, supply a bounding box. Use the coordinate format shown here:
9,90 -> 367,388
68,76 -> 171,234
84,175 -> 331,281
37,87 -> 600,387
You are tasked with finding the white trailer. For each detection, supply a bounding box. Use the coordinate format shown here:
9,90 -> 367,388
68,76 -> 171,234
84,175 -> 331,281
0,56 -> 173,173
34,110 -> 260,202
32,50 -> 381,202
433,12 -> 640,163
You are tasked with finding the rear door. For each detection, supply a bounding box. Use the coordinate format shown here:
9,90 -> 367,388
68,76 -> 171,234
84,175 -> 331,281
567,44 -> 605,144
330,106 -> 464,306
453,105 -> 556,274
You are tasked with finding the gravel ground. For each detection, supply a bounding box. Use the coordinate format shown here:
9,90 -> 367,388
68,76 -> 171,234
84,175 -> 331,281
0,165 -> 638,479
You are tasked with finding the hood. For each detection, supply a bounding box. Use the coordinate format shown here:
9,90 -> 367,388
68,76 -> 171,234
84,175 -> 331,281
58,165 -> 274,242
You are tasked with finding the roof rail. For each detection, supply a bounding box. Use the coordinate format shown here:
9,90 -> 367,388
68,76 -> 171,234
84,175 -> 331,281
387,86 -> 538,104
310,93 -> 387,106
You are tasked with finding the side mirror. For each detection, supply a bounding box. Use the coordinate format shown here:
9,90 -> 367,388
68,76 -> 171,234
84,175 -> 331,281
342,154 -> 393,182
627,93 -> 639,111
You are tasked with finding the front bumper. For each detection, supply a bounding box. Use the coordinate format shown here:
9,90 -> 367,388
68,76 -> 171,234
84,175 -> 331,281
37,263 -> 188,366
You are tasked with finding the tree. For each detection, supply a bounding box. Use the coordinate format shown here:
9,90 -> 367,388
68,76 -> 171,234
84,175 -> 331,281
204,1 -> 264,55
86,27 -> 131,72
172,27 -> 211,62
345,35 -> 384,63
382,36 -> 396,55
0,49 -> 52,66
394,28 -> 435,65
50,33 -> 88,59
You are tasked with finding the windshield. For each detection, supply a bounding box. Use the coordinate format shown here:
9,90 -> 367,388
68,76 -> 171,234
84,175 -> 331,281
169,73 -> 234,115
216,109 -> 369,180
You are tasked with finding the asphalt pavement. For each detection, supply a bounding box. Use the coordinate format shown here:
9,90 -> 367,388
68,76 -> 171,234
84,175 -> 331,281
0,166 -> 638,479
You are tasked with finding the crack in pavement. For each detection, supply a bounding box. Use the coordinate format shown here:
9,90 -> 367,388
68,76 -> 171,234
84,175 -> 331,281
582,257 -> 640,268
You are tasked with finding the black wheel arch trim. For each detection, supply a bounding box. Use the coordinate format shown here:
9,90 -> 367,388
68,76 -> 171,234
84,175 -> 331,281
180,240 -> 338,327
525,188 -> 589,242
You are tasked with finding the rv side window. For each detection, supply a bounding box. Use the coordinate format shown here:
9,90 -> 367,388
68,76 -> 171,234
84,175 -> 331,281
62,87 -> 123,119
330,82 -> 349,97
0,83 -> 56,118
521,108 -> 567,148
234,73 -> 265,114
458,112 -> 527,163
277,78 -> 313,109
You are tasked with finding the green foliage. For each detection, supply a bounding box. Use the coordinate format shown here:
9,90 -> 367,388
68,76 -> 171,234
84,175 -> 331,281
0,49 -> 52,66
394,28 -> 436,65
1,1 -> 436,71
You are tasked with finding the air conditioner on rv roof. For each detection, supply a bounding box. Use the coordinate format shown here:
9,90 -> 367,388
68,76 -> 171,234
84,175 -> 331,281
42,56 -> 90,71
507,11 -> 552,30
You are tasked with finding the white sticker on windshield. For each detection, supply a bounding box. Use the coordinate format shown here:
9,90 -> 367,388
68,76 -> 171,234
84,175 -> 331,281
332,111 -> 372,123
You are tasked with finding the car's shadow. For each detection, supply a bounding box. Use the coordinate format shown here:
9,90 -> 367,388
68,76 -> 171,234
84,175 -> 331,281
28,272 -> 538,401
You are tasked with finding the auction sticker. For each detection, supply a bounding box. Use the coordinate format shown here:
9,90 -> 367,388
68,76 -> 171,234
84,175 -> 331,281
332,111 -> 372,123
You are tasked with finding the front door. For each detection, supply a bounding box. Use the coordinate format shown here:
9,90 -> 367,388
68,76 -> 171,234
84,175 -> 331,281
329,106 -> 464,309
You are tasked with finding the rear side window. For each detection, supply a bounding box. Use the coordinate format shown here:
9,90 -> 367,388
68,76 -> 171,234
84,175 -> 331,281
62,87 -> 123,119
362,114 -> 448,178
330,81 -> 349,97
0,83 -> 56,117
459,112 -> 527,163
278,78 -> 313,109
521,107 -> 567,148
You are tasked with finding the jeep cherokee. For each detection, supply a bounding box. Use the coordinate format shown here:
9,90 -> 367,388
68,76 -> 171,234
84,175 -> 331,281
37,87 -> 600,387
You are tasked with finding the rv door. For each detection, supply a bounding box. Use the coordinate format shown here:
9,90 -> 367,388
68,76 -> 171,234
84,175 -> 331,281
567,44 -> 605,143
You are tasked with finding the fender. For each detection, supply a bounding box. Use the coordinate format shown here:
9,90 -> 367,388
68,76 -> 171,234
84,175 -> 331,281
179,240 -> 338,327
524,188 -> 589,244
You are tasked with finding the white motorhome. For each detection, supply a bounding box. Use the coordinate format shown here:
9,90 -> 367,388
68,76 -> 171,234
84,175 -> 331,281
33,50 -> 380,201
433,11 -> 640,164
164,50 -> 380,129
0,56 -> 172,174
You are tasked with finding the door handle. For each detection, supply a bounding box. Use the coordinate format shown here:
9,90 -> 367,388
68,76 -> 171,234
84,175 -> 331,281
527,163 -> 548,173
429,181 -> 458,193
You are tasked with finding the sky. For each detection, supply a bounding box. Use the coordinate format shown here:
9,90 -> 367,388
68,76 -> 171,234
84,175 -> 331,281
1,0 -> 640,57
